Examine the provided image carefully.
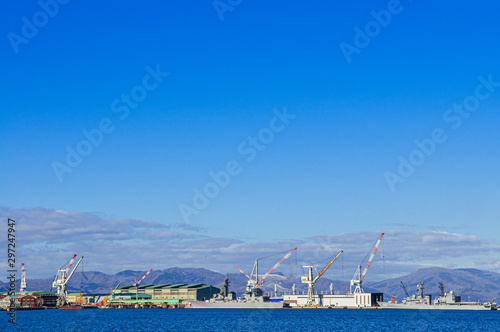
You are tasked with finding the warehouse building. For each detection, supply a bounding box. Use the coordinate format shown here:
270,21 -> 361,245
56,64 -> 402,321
0,291 -> 59,308
114,283 -> 220,302
116,284 -> 155,294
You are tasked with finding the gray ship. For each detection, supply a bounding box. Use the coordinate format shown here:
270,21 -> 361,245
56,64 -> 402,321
380,281 -> 497,310
192,249 -> 297,309
190,273 -> 286,309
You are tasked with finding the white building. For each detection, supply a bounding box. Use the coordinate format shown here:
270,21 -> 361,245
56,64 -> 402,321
0,296 -> 12,307
283,292 -> 383,307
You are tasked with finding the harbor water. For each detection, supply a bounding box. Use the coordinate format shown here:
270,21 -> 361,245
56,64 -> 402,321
1,308 -> 499,331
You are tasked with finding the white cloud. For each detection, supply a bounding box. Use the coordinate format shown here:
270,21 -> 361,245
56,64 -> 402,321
1,207 -> 500,281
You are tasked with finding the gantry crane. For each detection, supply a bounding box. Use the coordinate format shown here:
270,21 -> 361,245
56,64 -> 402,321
301,250 -> 343,306
52,254 -> 84,306
350,232 -> 384,294
234,247 -> 297,295
20,263 -> 27,292
135,269 -> 152,302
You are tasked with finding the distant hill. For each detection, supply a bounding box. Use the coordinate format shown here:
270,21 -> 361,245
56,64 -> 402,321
368,267 -> 500,302
2,267 -> 499,302
0,268 -> 229,294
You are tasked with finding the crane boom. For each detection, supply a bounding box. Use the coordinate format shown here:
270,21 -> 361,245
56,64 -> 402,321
64,256 -> 83,286
134,269 -> 152,303
136,269 -> 152,286
233,265 -> 257,284
115,279 -> 123,290
360,232 -> 384,283
400,281 -> 410,298
111,279 -> 124,296
257,247 -> 297,286
314,250 -> 343,283
66,254 -> 78,273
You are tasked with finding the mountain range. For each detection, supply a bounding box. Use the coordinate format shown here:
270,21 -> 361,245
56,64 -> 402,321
2,267 -> 499,302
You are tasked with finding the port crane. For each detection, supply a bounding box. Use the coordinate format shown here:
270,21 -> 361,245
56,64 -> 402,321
400,281 -> 410,298
135,269 -> 152,302
101,280 -> 123,308
233,265 -> 257,293
52,254 -> 84,305
20,263 -> 27,292
234,247 -> 297,295
301,250 -> 343,306
111,279 -> 124,296
51,254 -> 76,294
350,232 -> 384,294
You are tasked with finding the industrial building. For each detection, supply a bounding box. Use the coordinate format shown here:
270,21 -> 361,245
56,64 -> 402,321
283,292 -> 383,307
0,291 -> 58,308
113,283 -> 220,302
66,293 -> 109,306
18,295 -> 37,308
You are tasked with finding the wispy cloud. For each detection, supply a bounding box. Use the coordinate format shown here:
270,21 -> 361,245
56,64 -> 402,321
311,230 -> 500,261
310,230 -> 500,280
386,222 -> 416,228
1,207 -> 499,281
0,207 -> 170,244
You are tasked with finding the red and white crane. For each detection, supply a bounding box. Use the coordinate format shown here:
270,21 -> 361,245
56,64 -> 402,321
234,247 -> 297,294
20,263 -> 27,292
52,254 -> 84,305
66,254 -> 77,273
135,269 -> 152,302
233,266 -> 256,287
256,247 -> 297,286
350,232 -> 384,294
52,254 -> 76,293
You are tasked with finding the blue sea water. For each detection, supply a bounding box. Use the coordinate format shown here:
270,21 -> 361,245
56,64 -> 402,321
1,308 -> 499,332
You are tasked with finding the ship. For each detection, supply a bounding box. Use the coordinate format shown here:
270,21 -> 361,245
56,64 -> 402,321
190,273 -> 286,308
380,281 -> 497,310
192,248 -> 297,309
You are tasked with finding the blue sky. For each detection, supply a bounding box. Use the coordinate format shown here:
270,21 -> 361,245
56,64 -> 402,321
1,0 -> 500,279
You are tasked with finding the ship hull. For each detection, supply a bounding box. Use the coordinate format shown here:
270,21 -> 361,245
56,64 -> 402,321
191,301 -> 284,309
380,303 -> 494,311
